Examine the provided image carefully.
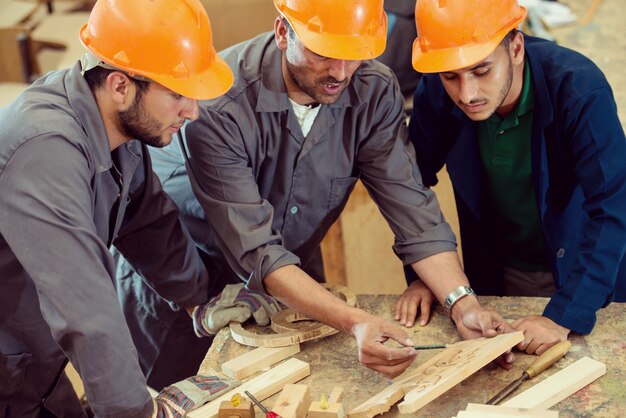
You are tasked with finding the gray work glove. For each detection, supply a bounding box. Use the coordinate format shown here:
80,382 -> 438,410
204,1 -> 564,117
191,283 -> 282,337
154,374 -> 240,418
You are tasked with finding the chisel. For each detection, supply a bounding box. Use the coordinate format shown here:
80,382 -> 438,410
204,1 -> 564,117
486,340 -> 572,405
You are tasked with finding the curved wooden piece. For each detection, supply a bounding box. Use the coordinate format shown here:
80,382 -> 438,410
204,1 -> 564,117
270,309 -> 329,333
229,284 -> 357,348
323,283 -> 357,307
229,321 -> 338,348
270,284 -> 357,333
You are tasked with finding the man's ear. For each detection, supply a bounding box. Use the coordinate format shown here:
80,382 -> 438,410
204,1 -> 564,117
105,71 -> 133,107
275,17 -> 288,51
510,31 -> 525,66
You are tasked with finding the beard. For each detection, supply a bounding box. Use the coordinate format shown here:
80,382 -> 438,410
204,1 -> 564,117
285,60 -> 348,105
118,93 -> 166,148
490,54 -> 515,119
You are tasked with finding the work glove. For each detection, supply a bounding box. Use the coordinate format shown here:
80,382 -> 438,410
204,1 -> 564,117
154,374 -> 240,418
192,283 -> 282,337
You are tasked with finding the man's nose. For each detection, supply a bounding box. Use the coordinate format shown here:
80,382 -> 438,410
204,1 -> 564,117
181,98 -> 199,121
458,77 -> 479,104
328,59 -> 348,82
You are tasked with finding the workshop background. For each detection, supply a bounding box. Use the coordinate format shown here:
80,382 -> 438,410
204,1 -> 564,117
1,0 -> 624,402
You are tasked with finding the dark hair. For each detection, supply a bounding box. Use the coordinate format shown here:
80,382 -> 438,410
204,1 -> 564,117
84,66 -> 150,98
501,29 -> 519,49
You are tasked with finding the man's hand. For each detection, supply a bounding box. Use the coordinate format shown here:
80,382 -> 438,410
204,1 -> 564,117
451,297 -> 517,369
512,315 -> 570,355
395,280 -> 435,327
351,312 -> 418,378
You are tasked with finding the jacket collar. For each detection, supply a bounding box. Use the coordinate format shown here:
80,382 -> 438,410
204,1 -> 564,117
66,62 -> 113,173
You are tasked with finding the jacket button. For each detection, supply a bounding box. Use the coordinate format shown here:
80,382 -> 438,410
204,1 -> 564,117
556,248 -> 566,258
290,206 -> 298,214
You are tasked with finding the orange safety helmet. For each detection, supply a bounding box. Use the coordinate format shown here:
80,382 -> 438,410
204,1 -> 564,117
273,0 -> 388,60
79,0 -> 233,100
412,0 -> 527,73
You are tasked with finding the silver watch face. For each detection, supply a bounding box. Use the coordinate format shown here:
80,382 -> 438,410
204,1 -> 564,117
444,286 -> 474,311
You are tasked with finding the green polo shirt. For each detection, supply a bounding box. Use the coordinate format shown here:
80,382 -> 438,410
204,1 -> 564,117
478,60 -> 549,272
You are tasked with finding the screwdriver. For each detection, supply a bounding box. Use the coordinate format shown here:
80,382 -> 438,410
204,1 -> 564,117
487,340 -> 572,405
244,390 -> 282,418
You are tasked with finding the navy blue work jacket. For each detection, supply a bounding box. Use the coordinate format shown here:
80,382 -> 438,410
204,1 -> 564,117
408,35 -> 626,334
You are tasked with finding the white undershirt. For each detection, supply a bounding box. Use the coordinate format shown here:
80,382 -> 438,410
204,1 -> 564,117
289,99 -> 321,137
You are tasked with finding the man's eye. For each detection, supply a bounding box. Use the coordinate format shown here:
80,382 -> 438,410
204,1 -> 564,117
475,69 -> 490,77
172,93 -> 183,100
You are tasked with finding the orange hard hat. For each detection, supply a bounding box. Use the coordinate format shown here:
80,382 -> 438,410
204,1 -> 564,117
273,0 -> 388,60
79,0 -> 233,100
412,0 -> 527,73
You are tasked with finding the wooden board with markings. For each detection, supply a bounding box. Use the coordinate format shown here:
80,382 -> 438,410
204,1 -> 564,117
198,296 -> 626,417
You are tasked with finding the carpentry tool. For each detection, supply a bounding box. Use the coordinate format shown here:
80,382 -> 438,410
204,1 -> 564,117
244,390 -> 282,418
413,344 -> 448,350
486,340 -> 572,405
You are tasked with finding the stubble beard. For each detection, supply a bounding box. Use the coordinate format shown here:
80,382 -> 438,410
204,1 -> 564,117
118,94 -> 167,148
285,60 -> 347,105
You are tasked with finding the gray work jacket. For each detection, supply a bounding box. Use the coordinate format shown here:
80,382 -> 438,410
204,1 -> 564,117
0,64 -> 208,418
153,33 -> 456,292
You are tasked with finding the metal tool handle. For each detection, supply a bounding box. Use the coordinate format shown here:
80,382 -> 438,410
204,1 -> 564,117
244,390 -> 269,414
525,340 -> 572,379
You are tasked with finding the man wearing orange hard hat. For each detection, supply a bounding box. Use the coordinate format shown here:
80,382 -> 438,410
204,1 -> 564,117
0,0 -> 233,416
403,0 -> 626,356
117,0 -> 519,387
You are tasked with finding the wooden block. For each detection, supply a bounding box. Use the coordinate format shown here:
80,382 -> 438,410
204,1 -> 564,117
308,387 -> 345,418
218,399 -> 254,418
222,344 -> 301,380
272,384 -> 310,418
348,332 -> 524,418
502,357 -> 606,410
463,403 -> 558,417
188,358 -> 310,418
457,410 -> 556,418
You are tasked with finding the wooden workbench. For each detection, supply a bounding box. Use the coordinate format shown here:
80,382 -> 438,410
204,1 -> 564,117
198,296 -> 625,417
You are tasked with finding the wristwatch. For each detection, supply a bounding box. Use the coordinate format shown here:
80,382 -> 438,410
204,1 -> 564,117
443,286 -> 476,312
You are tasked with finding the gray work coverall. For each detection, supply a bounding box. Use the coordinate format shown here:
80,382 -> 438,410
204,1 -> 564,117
119,32 -> 457,387
0,64 -> 208,418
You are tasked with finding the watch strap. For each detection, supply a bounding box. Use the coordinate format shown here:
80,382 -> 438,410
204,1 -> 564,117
443,285 -> 475,312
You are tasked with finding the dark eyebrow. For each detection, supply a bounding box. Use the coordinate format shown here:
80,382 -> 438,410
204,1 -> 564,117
468,61 -> 492,71
442,60 -> 492,76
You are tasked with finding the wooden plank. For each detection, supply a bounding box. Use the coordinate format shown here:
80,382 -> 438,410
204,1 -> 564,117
502,357 -> 606,410
456,410 -> 557,418
463,403 -> 558,417
218,399 -> 254,418
217,398 -> 255,418
308,387 -> 345,418
271,384 -> 310,418
188,358 -> 310,418
348,332 -> 524,418
221,344 -> 301,380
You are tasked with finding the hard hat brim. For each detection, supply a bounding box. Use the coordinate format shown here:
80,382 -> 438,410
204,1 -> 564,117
150,54 -> 234,101
412,8 -> 526,73
289,13 -> 388,61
